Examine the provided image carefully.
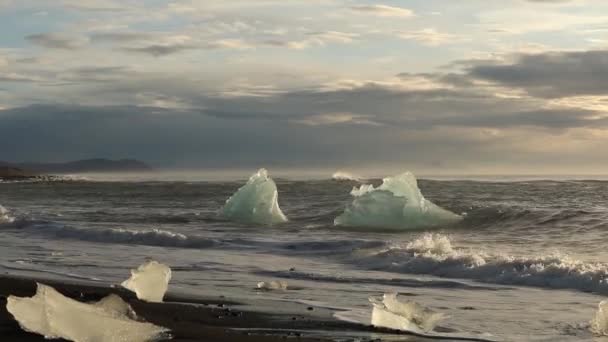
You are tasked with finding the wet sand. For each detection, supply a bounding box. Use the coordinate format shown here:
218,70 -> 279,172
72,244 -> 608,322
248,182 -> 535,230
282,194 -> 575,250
0,273 -> 438,342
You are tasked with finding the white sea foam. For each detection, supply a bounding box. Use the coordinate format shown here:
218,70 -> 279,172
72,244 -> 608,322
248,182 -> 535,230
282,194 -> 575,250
591,300 -> 608,336
370,293 -> 446,334
0,205 -> 14,224
335,171 -> 462,230
332,171 -> 361,181
364,233 -> 608,294
221,168 -> 287,225
122,260 -> 171,303
6,283 -> 168,342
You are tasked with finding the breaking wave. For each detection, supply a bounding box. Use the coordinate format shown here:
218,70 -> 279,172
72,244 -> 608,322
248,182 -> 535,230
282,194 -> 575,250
357,233 -> 608,294
14,222 -> 217,249
332,171 -> 362,181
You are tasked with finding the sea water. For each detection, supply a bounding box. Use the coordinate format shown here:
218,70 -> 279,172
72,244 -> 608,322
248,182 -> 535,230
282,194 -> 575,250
1,174 -> 608,340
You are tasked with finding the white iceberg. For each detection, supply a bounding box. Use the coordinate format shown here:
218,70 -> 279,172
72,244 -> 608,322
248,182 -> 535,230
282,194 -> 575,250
256,280 -> 288,291
0,205 -> 15,224
591,300 -> 608,336
6,283 -> 168,342
334,171 -> 461,230
221,168 -> 288,225
122,261 -> 171,303
370,293 -> 446,334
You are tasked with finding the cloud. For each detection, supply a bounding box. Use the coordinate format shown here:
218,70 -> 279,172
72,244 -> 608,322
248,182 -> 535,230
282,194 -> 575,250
262,31 -> 357,49
396,29 -> 461,46
90,32 -> 154,43
25,33 -> 87,49
350,4 -> 413,17
466,50 -> 608,98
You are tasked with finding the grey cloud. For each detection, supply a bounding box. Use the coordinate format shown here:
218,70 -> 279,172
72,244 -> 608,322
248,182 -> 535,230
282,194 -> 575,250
25,33 -> 85,49
122,44 -> 196,56
466,50 -> 608,98
90,32 -> 154,43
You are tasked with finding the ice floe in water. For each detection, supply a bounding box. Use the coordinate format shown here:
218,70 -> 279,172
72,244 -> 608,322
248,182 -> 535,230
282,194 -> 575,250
6,283 -> 168,342
221,168 -> 287,225
122,260 -> 171,303
591,300 -> 608,336
0,205 -> 14,224
332,171 -> 361,181
370,293 -> 446,334
256,280 -> 288,291
334,171 -> 462,230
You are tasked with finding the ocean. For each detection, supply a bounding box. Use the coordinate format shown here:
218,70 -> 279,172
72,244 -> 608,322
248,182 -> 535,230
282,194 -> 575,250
1,172 -> 607,341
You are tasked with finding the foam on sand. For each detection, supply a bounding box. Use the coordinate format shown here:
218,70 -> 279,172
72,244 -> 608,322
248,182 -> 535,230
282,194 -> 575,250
370,293 -> 446,334
334,171 -> 461,230
591,300 -> 608,336
0,205 -> 14,224
122,261 -> 171,303
221,168 -> 287,225
6,283 -> 168,342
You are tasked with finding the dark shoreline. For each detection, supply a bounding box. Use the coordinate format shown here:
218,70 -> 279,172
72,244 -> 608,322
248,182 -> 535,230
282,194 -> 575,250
0,273 -> 442,342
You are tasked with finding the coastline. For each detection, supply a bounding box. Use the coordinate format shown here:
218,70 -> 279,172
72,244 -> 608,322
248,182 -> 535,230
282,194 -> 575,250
0,273 -> 437,342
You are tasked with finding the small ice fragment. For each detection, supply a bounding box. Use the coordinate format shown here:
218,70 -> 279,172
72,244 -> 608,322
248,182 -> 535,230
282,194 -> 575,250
6,283 -> 168,342
591,300 -> 608,336
121,260 -> 171,303
221,168 -> 288,225
0,205 -> 15,224
370,293 -> 446,334
256,280 -> 288,291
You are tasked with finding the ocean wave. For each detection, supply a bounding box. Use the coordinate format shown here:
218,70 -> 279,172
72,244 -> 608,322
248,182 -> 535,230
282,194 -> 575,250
357,233 -> 608,294
16,222 -> 217,249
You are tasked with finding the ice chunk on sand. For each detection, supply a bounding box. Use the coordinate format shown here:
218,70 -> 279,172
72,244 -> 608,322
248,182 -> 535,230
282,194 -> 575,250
591,300 -> 608,336
221,168 -> 288,225
121,261 -> 171,303
6,283 -> 168,342
0,205 -> 14,224
370,293 -> 446,334
334,171 -> 461,230
256,280 -> 288,291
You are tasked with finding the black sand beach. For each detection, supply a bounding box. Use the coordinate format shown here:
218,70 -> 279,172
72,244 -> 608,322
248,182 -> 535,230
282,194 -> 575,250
0,274 -> 441,342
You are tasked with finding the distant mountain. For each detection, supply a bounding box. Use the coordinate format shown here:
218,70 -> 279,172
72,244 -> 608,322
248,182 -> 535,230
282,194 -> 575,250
1,159 -> 153,174
0,166 -> 39,179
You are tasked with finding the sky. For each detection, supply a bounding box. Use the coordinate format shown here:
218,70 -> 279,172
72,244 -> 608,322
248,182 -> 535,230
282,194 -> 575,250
1,0 -> 608,174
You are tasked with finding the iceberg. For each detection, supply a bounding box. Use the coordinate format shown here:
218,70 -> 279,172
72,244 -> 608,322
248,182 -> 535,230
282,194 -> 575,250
334,171 -> 461,230
6,283 -> 168,342
0,205 -> 14,224
370,293 -> 446,334
121,260 -> 171,303
221,168 -> 288,225
591,300 -> 608,336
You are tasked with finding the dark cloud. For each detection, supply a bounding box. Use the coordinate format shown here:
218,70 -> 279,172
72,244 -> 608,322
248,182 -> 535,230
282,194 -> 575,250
122,44 -> 196,56
90,32 -> 154,43
467,50 -> 608,98
25,33 -> 85,49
